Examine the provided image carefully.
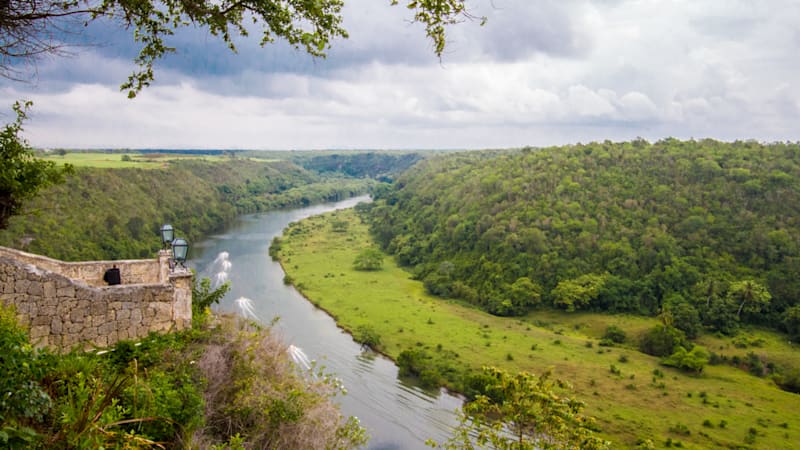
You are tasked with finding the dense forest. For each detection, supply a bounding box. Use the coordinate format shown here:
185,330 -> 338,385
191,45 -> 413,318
366,139 -> 800,339
296,152 -> 424,180
0,158 -> 372,261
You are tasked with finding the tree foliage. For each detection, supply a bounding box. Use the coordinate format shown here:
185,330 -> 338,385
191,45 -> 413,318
191,272 -> 231,312
429,366 -> 609,450
365,139 -> 800,335
353,247 -> 383,271
639,324 -> 686,358
0,158 -> 372,261
1,0 -> 476,95
0,101 -> 72,229
661,346 -> 709,374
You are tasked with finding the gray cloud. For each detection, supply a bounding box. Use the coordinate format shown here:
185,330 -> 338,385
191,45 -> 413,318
1,0 -> 798,149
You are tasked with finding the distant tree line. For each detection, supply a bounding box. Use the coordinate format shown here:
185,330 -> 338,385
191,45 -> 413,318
0,158 -> 373,261
299,152 -> 424,181
364,139 -> 800,339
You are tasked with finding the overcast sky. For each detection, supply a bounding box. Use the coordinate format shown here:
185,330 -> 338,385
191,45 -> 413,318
1,0 -> 798,150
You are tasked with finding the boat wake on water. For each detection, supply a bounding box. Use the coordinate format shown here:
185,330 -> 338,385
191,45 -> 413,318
235,296 -> 259,320
287,344 -> 313,371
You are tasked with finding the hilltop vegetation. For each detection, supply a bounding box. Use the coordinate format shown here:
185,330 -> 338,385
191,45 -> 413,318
366,139 -> 800,340
0,158 -> 372,261
275,208 -> 800,449
296,152 -> 424,181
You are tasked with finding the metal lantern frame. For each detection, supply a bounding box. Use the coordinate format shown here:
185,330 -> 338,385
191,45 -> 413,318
171,237 -> 189,267
160,224 -> 174,248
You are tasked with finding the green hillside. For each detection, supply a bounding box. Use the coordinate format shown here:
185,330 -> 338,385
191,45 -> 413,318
0,158 -> 372,261
366,139 -> 800,340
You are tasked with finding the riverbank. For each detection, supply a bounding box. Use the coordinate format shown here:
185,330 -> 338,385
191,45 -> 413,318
274,208 -> 800,449
192,196 -> 463,449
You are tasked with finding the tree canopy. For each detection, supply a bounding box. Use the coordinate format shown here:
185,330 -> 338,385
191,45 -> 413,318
365,139 -> 800,336
429,367 -> 609,450
1,0 -> 475,95
0,101 -> 72,229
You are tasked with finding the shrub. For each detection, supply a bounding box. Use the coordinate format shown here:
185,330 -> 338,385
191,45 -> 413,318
603,325 -> 627,344
353,247 -> 384,271
662,346 -> 709,374
197,318 -> 367,448
669,423 -> 691,436
0,306 -> 51,446
354,325 -> 382,350
640,324 -> 686,357
773,368 -> 800,394
192,273 -> 231,312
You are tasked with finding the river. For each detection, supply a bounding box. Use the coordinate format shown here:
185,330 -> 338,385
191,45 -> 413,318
189,196 -> 462,449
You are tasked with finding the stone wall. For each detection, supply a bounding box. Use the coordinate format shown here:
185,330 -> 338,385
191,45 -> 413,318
0,246 -> 192,352
0,247 -> 162,287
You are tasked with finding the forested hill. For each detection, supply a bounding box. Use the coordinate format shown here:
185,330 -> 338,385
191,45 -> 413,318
366,139 -> 800,336
297,152 -> 423,180
0,158 -> 372,261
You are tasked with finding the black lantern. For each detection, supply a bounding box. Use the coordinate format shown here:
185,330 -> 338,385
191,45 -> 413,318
160,224 -> 174,248
172,238 -> 189,267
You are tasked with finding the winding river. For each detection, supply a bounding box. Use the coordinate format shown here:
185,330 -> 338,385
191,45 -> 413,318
189,196 -> 462,449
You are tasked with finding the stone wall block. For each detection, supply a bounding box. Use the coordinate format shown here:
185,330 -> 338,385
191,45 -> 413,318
91,301 -> 106,316
57,285 -> 75,298
130,309 -> 143,324
51,317 -> 63,334
43,281 -> 56,298
15,279 -> 30,294
30,325 -> 49,339
93,335 -> 108,348
107,330 -> 118,345
32,315 -> 50,326
154,302 -> 172,321
98,322 -> 114,336
70,309 -> 85,323
27,282 -> 44,296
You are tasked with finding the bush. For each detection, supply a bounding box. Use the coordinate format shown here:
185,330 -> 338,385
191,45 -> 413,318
604,325 -> 627,344
197,318 -> 367,448
640,324 -> 686,357
773,368 -> 800,393
353,247 -> 384,271
0,306 -> 51,446
354,325 -> 382,350
662,346 -> 709,374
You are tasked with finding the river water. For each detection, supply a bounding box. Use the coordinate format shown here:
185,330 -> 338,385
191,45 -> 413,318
189,196 -> 462,449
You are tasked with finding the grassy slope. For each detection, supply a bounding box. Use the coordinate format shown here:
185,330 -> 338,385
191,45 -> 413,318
276,209 -> 800,449
39,152 -> 248,169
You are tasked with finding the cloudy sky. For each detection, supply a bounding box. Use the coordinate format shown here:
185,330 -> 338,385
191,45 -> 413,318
1,0 -> 798,150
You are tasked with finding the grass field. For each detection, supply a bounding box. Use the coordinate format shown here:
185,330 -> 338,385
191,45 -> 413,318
38,152 -> 247,168
275,208 -> 800,449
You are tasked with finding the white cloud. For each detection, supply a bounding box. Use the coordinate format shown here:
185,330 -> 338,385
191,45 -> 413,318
2,0 -> 799,148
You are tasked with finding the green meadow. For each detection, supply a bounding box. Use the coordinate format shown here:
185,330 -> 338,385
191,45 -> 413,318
38,151 -> 245,168
275,208 -> 800,449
